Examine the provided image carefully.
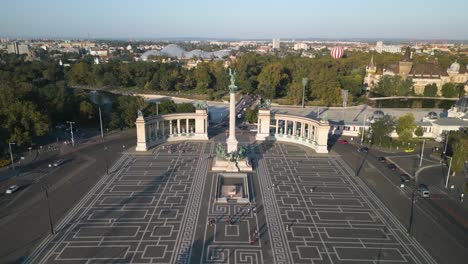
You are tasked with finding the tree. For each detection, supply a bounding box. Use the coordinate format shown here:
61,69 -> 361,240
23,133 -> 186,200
414,126 -> 424,137
309,69 -> 338,105
286,82 -> 303,105
79,101 -> 95,121
423,83 -> 438,97
370,115 -> 394,146
339,75 -> 363,96
442,83 -> 457,98
176,103 -> 195,113
0,100 -> 48,146
257,63 -> 289,99
447,132 -> 468,174
396,113 -> 416,142
194,63 -> 212,93
374,75 -> 413,97
69,62 -> 94,85
115,96 -> 147,127
245,109 -> 258,123
156,99 -> 177,114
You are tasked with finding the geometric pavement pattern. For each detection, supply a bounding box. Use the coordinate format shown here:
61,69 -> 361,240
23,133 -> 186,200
26,142 -> 436,264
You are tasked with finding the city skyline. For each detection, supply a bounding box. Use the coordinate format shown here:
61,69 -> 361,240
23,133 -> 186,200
1,0 -> 468,40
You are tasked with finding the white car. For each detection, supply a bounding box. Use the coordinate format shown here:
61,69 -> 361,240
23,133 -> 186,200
6,185 -> 19,194
53,159 -> 65,167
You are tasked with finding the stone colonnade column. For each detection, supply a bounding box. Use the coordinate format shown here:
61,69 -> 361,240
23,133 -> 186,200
255,109 -> 271,141
135,115 -> 148,151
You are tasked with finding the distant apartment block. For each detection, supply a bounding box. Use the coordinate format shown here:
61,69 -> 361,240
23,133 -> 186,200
272,38 -> 280,49
293,42 -> 309,50
7,42 -> 30,55
374,41 -> 401,53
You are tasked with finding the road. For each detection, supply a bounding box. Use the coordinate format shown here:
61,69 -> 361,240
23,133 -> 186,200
330,138 -> 468,264
0,129 -> 136,263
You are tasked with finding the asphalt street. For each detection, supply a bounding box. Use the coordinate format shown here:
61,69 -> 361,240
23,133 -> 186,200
330,139 -> 468,264
0,129 -> 136,263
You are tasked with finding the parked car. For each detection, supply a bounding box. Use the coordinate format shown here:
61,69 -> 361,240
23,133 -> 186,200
5,185 -> 19,194
377,156 -> 386,162
418,184 -> 430,197
399,174 -> 411,182
358,147 -> 369,153
337,139 -> 348,145
387,163 -> 397,170
405,147 -> 415,153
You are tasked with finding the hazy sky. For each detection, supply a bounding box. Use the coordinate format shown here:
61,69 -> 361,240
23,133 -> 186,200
1,0 -> 467,40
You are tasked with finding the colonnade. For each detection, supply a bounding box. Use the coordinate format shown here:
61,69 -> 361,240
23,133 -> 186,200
136,109 -> 208,151
256,110 -> 329,153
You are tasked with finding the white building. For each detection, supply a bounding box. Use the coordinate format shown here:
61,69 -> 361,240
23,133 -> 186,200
7,42 -> 30,55
374,41 -> 401,54
293,42 -> 309,50
329,97 -> 468,140
272,38 -> 280,49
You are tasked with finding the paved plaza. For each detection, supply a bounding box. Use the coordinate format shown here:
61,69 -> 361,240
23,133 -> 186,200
27,142 -> 436,264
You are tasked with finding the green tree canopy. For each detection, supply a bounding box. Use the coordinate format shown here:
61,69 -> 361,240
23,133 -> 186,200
441,83 -> 458,98
245,109 -> 258,123
370,115 -> 395,146
396,113 -> 416,142
257,63 -> 289,99
423,83 -> 438,97
414,126 -> 424,137
374,75 -> 413,97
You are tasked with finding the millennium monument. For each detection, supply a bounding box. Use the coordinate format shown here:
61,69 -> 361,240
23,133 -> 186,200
212,69 -> 253,172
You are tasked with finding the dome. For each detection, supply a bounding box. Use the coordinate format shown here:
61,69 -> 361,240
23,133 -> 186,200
454,96 -> 468,112
427,112 -> 438,119
449,61 -> 460,72
373,110 -> 385,119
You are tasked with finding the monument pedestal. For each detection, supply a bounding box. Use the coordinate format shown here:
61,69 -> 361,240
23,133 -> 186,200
226,138 -> 238,153
211,157 -> 253,172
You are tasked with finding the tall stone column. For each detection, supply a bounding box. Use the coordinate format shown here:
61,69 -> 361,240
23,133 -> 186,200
227,90 -> 238,153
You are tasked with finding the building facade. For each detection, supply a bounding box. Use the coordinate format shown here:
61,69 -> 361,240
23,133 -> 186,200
364,47 -> 468,95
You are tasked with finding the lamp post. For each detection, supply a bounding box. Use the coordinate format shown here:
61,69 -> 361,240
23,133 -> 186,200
341,89 -> 348,121
402,170 -> 419,235
445,156 -> 452,188
301,78 -> 308,108
42,183 -> 54,235
443,132 -> 449,155
407,188 -> 417,234
360,114 -> 367,145
9,142 -> 16,171
66,121 -> 75,146
99,107 -> 104,138
419,139 -> 425,167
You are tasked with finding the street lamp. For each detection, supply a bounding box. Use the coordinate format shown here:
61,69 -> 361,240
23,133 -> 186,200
445,156 -> 453,188
301,78 -> 308,108
8,142 -> 16,171
66,121 -> 76,146
42,183 -> 55,235
98,107 -> 104,138
401,173 -> 418,235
